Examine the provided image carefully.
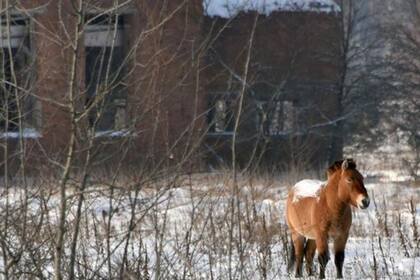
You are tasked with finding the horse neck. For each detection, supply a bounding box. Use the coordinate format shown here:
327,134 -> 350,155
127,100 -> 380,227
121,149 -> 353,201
322,173 -> 348,216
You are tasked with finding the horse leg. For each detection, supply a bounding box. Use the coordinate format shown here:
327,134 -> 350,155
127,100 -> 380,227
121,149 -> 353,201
291,232 -> 305,277
304,239 -> 316,276
316,235 -> 329,279
334,235 -> 348,279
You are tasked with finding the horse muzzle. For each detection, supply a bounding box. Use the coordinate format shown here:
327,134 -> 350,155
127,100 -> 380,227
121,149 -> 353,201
358,197 -> 370,209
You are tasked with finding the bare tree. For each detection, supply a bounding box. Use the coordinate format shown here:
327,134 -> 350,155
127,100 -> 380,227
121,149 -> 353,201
382,1 -> 420,180
326,0 -> 395,161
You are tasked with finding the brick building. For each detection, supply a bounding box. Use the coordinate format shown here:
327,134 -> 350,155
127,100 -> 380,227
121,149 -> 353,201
0,0 -> 342,172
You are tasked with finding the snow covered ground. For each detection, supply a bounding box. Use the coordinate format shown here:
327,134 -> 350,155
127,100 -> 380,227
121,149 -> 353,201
0,171 -> 419,279
203,0 -> 340,17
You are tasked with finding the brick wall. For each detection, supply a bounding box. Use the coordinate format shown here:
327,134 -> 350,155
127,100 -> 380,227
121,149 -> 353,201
202,11 -> 342,168
0,1 -> 343,173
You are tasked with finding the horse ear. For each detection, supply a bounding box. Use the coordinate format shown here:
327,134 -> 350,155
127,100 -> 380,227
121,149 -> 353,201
341,159 -> 349,171
348,158 -> 356,169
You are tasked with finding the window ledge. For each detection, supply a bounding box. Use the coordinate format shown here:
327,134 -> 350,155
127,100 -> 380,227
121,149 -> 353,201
0,128 -> 41,139
94,129 -> 132,138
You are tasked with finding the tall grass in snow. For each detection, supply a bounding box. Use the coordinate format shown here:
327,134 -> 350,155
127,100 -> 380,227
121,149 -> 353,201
0,170 -> 419,279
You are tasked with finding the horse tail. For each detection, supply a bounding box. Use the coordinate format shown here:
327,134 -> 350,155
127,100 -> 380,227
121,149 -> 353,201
287,236 -> 295,273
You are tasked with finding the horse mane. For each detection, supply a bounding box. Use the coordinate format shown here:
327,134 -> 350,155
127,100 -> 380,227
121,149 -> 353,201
327,159 -> 357,175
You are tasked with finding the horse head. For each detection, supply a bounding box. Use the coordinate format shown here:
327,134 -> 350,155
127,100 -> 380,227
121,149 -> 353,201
336,159 -> 370,209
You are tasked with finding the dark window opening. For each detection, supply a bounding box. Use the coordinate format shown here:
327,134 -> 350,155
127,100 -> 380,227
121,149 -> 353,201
84,14 -> 127,132
0,16 -> 31,133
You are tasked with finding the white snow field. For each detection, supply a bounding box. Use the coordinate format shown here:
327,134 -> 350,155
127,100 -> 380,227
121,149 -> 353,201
0,171 -> 419,279
203,0 -> 340,17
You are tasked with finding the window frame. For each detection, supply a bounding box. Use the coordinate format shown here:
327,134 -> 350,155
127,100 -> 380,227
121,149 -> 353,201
83,13 -> 128,137
0,14 -> 40,139
256,99 -> 297,137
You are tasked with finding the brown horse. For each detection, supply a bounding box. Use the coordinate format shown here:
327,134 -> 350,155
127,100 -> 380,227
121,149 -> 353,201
285,159 -> 369,279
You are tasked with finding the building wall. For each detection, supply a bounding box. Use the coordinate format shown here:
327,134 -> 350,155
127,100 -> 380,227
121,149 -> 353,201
0,0 -> 206,173
202,11 -> 342,168
0,1 -> 342,173
34,1 -> 74,154
126,0 -> 205,165
0,0 -> 75,173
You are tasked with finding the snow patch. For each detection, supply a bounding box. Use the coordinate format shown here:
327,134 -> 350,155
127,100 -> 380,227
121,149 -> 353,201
0,128 -> 41,139
94,129 -> 132,138
256,199 -> 277,224
203,0 -> 340,18
292,179 -> 325,202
